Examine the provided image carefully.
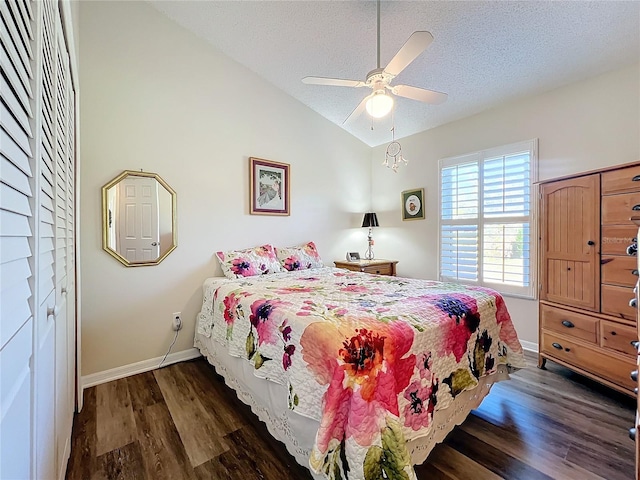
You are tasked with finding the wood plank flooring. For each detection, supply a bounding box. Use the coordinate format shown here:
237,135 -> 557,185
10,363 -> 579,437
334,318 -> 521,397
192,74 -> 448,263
66,352 -> 635,480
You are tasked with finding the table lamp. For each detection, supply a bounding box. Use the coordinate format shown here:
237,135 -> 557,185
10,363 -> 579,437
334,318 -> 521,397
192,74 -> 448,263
361,212 -> 379,260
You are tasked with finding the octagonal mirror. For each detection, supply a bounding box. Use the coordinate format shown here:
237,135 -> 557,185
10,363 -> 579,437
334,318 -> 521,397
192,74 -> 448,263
102,170 -> 177,266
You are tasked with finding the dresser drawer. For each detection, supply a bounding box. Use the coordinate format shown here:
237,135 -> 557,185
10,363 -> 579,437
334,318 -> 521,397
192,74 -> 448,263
600,320 -> 637,357
541,331 -> 636,390
601,255 -> 639,287
601,225 -> 637,255
361,264 -> 392,275
602,192 -> 640,225
601,284 -> 637,320
540,303 -> 598,344
601,165 -> 640,195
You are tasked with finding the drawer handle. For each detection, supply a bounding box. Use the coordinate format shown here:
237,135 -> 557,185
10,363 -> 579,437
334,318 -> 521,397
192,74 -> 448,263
627,243 -> 638,256
552,342 -> 563,350
633,175 -> 640,182
376,270 -> 380,274
633,269 -> 639,276
587,240 -> 595,246
629,298 -> 637,308
631,340 -> 640,348
631,428 -> 637,441
631,370 -> 638,382
561,320 -> 574,328
610,331 -> 617,336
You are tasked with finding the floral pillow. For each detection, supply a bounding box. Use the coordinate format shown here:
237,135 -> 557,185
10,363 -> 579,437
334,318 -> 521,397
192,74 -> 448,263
216,244 -> 283,279
276,241 -> 324,271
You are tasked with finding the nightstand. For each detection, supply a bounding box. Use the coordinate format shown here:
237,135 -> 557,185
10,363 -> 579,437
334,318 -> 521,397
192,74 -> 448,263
333,259 -> 398,276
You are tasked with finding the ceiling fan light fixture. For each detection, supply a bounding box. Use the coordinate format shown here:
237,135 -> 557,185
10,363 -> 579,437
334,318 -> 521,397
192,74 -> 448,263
365,92 -> 394,118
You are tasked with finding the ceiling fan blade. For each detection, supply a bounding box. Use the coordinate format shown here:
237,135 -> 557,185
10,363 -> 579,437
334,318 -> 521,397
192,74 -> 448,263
383,31 -> 434,77
343,94 -> 373,125
302,76 -> 365,88
392,84 -> 448,105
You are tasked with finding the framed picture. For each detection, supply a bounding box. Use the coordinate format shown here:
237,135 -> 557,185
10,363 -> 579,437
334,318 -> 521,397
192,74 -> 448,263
401,188 -> 425,221
249,157 -> 290,216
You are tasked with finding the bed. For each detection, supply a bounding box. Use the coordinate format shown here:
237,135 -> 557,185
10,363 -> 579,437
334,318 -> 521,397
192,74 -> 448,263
194,266 -> 526,480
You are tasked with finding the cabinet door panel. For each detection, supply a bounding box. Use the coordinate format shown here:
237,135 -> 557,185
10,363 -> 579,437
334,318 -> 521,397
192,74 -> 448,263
540,175 -> 600,310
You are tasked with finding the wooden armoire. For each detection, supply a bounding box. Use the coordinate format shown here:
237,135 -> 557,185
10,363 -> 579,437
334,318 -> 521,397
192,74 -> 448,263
538,162 -> 640,396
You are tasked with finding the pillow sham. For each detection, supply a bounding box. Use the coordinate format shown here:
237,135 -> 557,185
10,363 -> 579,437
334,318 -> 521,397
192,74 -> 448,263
216,244 -> 283,279
276,241 -> 324,271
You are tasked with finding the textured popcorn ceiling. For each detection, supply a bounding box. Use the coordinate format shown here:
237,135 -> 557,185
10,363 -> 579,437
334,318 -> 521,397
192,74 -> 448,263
150,1 -> 640,147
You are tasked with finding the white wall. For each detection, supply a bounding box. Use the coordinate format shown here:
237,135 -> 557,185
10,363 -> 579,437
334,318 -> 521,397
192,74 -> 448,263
79,1 -> 371,376
370,64 -> 640,346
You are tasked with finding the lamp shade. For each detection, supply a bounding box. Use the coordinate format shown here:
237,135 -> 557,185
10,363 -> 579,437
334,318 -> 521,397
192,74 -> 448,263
361,212 -> 379,228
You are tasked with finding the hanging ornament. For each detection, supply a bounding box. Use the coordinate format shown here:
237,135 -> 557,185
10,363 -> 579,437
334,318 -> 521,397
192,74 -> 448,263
383,126 -> 408,172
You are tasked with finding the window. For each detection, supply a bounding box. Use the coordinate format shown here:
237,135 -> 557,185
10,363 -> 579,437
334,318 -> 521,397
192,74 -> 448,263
439,140 -> 537,298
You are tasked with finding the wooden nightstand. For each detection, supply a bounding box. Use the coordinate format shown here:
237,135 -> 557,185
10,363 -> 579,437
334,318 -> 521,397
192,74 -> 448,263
333,259 -> 398,276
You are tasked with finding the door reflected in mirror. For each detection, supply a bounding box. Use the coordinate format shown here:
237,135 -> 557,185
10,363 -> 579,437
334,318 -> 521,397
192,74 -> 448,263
102,170 -> 176,266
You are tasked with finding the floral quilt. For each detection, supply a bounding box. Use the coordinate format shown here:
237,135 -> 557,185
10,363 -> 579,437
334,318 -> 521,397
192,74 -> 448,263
197,267 -> 526,480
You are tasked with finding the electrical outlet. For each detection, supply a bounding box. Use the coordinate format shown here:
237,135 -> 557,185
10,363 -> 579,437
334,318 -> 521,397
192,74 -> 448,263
172,312 -> 182,331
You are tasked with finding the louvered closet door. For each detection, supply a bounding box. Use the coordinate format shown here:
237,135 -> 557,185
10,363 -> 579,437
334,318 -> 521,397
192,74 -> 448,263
0,0 -> 35,478
34,0 -> 57,478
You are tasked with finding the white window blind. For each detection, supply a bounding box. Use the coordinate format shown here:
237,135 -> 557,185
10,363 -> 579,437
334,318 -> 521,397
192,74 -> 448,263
439,140 -> 537,298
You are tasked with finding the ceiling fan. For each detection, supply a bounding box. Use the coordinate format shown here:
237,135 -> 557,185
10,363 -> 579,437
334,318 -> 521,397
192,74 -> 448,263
302,0 -> 447,124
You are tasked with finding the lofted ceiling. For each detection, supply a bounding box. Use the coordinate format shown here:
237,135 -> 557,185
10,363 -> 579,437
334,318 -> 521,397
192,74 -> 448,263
149,1 -> 640,147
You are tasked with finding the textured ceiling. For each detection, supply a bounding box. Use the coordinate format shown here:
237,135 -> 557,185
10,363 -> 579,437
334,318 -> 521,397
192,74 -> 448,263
149,1 -> 640,147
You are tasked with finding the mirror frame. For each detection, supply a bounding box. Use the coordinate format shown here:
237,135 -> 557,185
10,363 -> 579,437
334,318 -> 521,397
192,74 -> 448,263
101,170 -> 177,267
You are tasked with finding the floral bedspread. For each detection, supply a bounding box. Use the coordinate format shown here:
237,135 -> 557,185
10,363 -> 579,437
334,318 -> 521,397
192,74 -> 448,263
196,267 -> 526,480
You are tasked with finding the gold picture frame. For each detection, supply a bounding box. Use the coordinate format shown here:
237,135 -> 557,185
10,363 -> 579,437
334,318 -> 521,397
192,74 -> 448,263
249,157 -> 290,216
401,188 -> 425,221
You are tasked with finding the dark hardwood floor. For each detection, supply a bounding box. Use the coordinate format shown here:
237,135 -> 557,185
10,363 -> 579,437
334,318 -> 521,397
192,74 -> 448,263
66,351 -> 635,480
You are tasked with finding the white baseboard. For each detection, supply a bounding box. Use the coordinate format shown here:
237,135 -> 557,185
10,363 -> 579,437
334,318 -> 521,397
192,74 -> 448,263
520,340 -> 539,353
81,347 -> 201,390
81,341 -> 539,391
